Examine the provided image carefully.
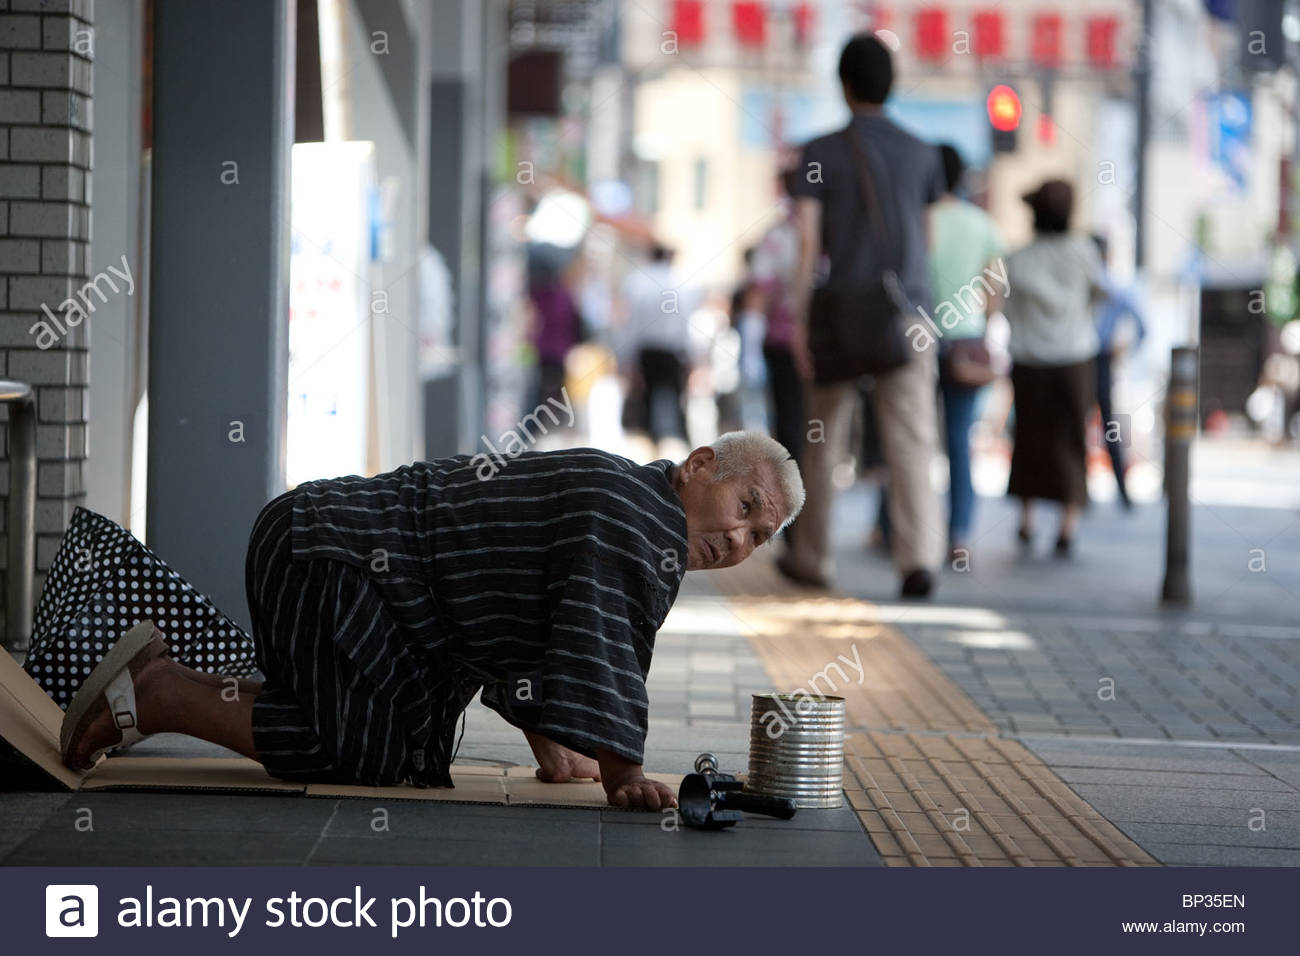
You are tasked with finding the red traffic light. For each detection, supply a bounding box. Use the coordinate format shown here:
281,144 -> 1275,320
987,85 -> 1022,132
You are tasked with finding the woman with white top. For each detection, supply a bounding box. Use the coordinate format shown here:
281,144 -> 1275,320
1003,180 -> 1106,555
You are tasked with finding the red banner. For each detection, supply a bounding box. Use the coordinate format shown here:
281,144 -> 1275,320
972,9 -> 1005,59
1030,12 -> 1064,67
1086,16 -> 1119,68
793,1 -> 816,46
916,7 -> 949,61
733,1 -> 767,47
672,0 -> 706,46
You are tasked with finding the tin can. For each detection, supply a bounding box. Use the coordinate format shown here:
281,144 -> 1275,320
746,693 -> 846,809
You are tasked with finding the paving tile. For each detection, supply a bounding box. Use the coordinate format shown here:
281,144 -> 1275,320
1071,797 -> 1300,829
687,701 -> 737,718
599,822 -> 881,867
1119,822 -> 1300,850
725,804 -> 867,833
861,825 -> 906,858
1140,842 -> 1300,867
600,803 -> 864,833
1240,756 -> 1300,789
1051,767 -> 1297,791
910,833 -> 967,858
32,792 -> 338,835
324,801 -> 584,837
452,742 -> 535,766
1068,784 -> 1300,812
0,792 -> 68,829
5,828 -> 315,866
1022,745 -> 1260,776
0,793 -> 76,860
641,725 -> 749,749
311,830 -> 599,866
688,652 -> 736,674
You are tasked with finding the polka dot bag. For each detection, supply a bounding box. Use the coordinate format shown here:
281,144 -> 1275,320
23,506 -> 260,709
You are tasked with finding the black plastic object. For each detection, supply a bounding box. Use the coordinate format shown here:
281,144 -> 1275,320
677,753 -> 798,830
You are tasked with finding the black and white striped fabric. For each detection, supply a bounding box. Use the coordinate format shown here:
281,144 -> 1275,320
246,490 -> 476,787
259,447 -> 688,784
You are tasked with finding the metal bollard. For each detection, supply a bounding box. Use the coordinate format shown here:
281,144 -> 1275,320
1161,348 -> 1198,606
0,380 -> 37,653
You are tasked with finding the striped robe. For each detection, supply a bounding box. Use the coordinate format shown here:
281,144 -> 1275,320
248,448 -> 688,787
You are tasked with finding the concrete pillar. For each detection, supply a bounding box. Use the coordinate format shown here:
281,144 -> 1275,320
146,0 -> 293,627
0,0 -> 95,642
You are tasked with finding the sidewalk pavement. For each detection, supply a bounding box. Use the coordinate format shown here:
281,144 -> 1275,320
0,570 -> 881,868
813,473 -> 1300,866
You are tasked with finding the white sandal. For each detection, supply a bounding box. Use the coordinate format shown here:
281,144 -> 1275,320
60,621 -> 169,770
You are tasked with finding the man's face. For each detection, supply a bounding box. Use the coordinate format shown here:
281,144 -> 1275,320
676,448 -> 786,571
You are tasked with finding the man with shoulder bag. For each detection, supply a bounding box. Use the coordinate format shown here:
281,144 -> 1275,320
777,33 -> 946,599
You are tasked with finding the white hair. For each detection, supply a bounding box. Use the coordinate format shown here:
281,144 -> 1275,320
708,431 -> 805,532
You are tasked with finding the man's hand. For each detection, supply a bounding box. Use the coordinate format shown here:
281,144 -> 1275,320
525,730 -> 602,783
598,748 -> 678,811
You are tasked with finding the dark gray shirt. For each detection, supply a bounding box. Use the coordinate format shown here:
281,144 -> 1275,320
791,114 -> 945,309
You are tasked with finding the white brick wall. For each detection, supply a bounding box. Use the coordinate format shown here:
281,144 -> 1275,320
0,0 -> 92,641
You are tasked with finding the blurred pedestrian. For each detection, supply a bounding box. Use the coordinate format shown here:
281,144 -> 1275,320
779,33 -> 946,598
1003,180 -> 1106,556
1091,234 -> 1146,509
733,273 -> 770,432
697,291 -> 742,436
721,248 -> 761,434
527,263 -> 583,411
622,244 -> 693,446
750,166 -> 805,464
1247,352 -> 1300,444
929,144 -> 1005,560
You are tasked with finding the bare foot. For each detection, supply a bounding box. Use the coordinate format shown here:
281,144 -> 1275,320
596,748 -> 678,811
175,663 -> 264,699
604,773 -> 678,811
524,730 -> 601,782
65,656 -> 175,771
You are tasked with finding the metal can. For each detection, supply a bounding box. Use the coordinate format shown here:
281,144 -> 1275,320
746,693 -> 846,809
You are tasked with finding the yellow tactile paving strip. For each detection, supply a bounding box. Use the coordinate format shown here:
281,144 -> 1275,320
844,732 -> 1155,866
711,558 -> 1158,867
737,605 -> 995,734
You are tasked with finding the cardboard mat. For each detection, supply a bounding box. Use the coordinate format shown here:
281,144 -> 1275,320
1,649 -> 681,808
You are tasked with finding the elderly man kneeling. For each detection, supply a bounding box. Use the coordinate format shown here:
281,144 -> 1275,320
60,432 -> 804,810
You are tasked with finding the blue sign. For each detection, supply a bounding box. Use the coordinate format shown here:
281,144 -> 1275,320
1210,91 -> 1252,191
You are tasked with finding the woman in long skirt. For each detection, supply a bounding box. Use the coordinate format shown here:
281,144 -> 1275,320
1002,180 -> 1106,555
